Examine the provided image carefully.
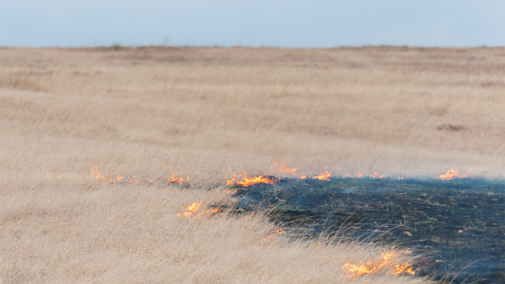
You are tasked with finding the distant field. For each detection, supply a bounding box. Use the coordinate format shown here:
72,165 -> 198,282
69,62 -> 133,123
1,46 -> 504,283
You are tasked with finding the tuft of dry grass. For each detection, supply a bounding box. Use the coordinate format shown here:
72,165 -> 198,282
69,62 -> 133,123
2,45 -> 504,283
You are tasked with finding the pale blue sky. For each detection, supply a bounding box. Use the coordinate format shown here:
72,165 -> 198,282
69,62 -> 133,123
1,0 -> 504,47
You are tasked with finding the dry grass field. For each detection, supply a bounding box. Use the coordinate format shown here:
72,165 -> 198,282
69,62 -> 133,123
1,46 -> 504,283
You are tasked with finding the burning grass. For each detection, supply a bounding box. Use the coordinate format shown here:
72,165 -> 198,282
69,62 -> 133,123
230,176 -> 505,283
0,172 -> 428,284
2,46 -> 505,283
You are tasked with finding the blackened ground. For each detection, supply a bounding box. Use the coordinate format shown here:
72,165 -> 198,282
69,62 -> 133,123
231,177 -> 505,284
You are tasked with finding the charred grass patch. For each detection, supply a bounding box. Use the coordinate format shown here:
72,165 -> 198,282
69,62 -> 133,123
230,178 -> 505,284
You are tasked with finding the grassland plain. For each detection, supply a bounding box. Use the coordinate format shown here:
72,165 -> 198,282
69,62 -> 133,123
0,46 -> 504,283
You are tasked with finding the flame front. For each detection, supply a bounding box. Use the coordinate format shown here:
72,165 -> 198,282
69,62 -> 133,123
342,251 -> 415,279
227,172 -> 279,187
236,175 -> 278,187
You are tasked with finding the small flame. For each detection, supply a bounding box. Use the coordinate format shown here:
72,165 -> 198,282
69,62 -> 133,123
129,176 -> 139,184
270,159 -> 298,175
356,173 -> 364,178
263,229 -> 286,242
177,201 -> 203,218
177,201 -> 221,218
90,166 -> 124,184
90,165 -> 106,182
167,172 -> 189,185
226,172 -> 237,186
459,166 -> 474,178
342,251 -> 415,279
279,163 -> 298,175
269,159 -> 280,171
439,169 -> 460,180
398,177 -> 404,180
370,172 -> 385,179
439,167 -> 473,180
300,175 -> 307,179
227,172 -> 278,187
341,173 -> 352,178
312,171 -> 331,181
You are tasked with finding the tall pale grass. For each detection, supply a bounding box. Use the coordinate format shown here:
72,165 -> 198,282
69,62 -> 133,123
1,46 -> 503,283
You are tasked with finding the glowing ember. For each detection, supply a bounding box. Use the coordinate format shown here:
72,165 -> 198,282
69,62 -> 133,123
342,251 -> 415,279
263,228 -> 286,242
90,166 -> 123,184
177,201 -> 222,218
90,165 -> 106,182
398,177 -> 404,180
227,172 -> 279,187
128,176 -> 139,184
439,167 -> 473,180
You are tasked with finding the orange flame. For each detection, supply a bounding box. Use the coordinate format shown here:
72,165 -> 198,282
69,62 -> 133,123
227,172 -> 279,187
270,159 -> 298,175
300,175 -> 307,179
439,169 -> 460,180
398,177 -> 404,180
269,159 -> 280,171
439,167 -> 473,180
167,172 -> 189,185
226,172 -> 237,186
177,201 -> 203,218
263,228 -> 286,242
459,166 -> 474,178
370,172 -> 385,179
177,201 -> 221,218
341,173 -> 352,178
312,171 -> 331,181
237,175 -> 278,187
129,176 -> 139,184
90,166 -> 106,182
279,163 -> 298,175
342,251 -> 415,279
356,173 -> 364,178
90,166 -> 125,184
